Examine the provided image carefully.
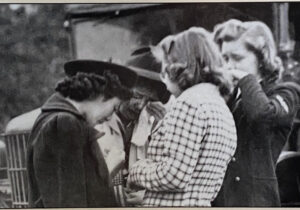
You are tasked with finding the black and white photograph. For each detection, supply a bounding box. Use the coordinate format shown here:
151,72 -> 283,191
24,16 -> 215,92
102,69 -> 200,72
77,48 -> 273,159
0,2 -> 300,208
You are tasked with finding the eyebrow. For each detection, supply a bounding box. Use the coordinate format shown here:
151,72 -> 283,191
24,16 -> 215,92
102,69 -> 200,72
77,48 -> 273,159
223,50 -> 243,57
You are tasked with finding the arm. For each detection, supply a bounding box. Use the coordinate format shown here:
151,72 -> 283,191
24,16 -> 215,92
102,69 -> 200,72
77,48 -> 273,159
128,100 -> 207,192
238,74 -> 300,123
34,114 -> 87,207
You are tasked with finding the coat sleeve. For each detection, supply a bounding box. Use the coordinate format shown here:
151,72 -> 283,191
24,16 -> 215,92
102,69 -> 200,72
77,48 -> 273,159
127,100 -> 207,192
238,74 -> 300,124
33,113 -> 88,207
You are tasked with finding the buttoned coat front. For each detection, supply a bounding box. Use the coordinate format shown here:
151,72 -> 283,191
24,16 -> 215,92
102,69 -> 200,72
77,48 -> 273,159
27,93 -> 117,208
213,75 -> 300,207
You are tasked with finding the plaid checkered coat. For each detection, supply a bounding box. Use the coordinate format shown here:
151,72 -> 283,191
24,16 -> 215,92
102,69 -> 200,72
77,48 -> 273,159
128,83 -> 237,207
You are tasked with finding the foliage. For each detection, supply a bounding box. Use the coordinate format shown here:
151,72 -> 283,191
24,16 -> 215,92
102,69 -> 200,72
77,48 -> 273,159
0,4 -> 70,132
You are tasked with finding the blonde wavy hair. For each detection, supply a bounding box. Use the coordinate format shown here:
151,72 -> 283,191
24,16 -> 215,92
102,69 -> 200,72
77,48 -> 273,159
213,19 -> 283,82
151,27 -> 233,97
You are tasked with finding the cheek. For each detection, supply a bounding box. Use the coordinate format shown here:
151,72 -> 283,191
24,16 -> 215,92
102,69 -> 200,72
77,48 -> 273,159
163,81 -> 173,93
161,73 -> 173,89
243,57 -> 259,74
104,99 -> 120,117
234,57 -> 256,72
235,59 -> 248,70
109,106 -> 115,114
161,76 -> 169,88
101,106 -> 115,120
161,78 -> 168,88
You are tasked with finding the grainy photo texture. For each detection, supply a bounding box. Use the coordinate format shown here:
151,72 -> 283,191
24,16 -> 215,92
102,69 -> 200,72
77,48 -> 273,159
1,3 -> 300,208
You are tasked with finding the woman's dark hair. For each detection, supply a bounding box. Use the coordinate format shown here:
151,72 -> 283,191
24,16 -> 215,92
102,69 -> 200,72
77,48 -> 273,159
152,27 -> 233,97
55,71 -> 132,102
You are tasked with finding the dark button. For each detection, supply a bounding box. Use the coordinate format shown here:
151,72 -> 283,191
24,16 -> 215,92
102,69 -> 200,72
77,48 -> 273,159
235,176 -> 240,182
148,135 -> 151,141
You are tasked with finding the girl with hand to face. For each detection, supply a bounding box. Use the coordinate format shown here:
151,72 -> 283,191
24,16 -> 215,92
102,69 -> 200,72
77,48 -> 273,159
212,19 -> 300,207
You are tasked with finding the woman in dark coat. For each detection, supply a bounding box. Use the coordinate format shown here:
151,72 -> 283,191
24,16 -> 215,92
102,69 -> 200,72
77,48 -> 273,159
26,60 -> 137,207
212,19 -> 300,206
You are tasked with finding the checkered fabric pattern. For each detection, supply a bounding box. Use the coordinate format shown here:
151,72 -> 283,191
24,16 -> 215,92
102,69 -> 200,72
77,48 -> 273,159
112,171 -> 126,206
128,83 -> 237,207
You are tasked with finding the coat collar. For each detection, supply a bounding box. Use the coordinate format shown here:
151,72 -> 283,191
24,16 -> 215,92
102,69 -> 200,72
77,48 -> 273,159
183,83 -> 221,98
41,93 -> 85,120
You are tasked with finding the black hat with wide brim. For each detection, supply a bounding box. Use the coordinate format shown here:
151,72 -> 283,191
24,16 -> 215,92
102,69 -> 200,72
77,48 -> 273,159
64,60 -> 138,89
126,48 -> 170,103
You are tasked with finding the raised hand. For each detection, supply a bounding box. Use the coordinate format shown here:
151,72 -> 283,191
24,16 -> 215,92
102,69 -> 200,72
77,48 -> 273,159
146,101 -> 166,121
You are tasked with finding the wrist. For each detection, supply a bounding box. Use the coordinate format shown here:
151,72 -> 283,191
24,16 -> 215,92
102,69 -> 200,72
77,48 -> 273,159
238,74 -> 256,88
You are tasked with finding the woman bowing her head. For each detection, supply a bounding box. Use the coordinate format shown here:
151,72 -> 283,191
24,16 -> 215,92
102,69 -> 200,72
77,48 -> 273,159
27,60 -> 137,208
127,28 -> 237,207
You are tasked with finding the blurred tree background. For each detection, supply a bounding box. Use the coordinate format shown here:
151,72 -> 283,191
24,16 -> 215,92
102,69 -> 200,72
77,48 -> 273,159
0,4 -> 70,132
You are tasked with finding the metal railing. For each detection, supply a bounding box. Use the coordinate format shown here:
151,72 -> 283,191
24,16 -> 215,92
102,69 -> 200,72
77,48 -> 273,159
2,132 -> 29,208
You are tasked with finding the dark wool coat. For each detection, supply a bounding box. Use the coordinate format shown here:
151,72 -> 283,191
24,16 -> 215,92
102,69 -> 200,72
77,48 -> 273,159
27,93 -> 117,208
212,75 -> 300,207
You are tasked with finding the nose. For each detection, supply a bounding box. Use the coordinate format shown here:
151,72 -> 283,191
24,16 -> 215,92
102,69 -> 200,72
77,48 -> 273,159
225,58 -> 236,70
